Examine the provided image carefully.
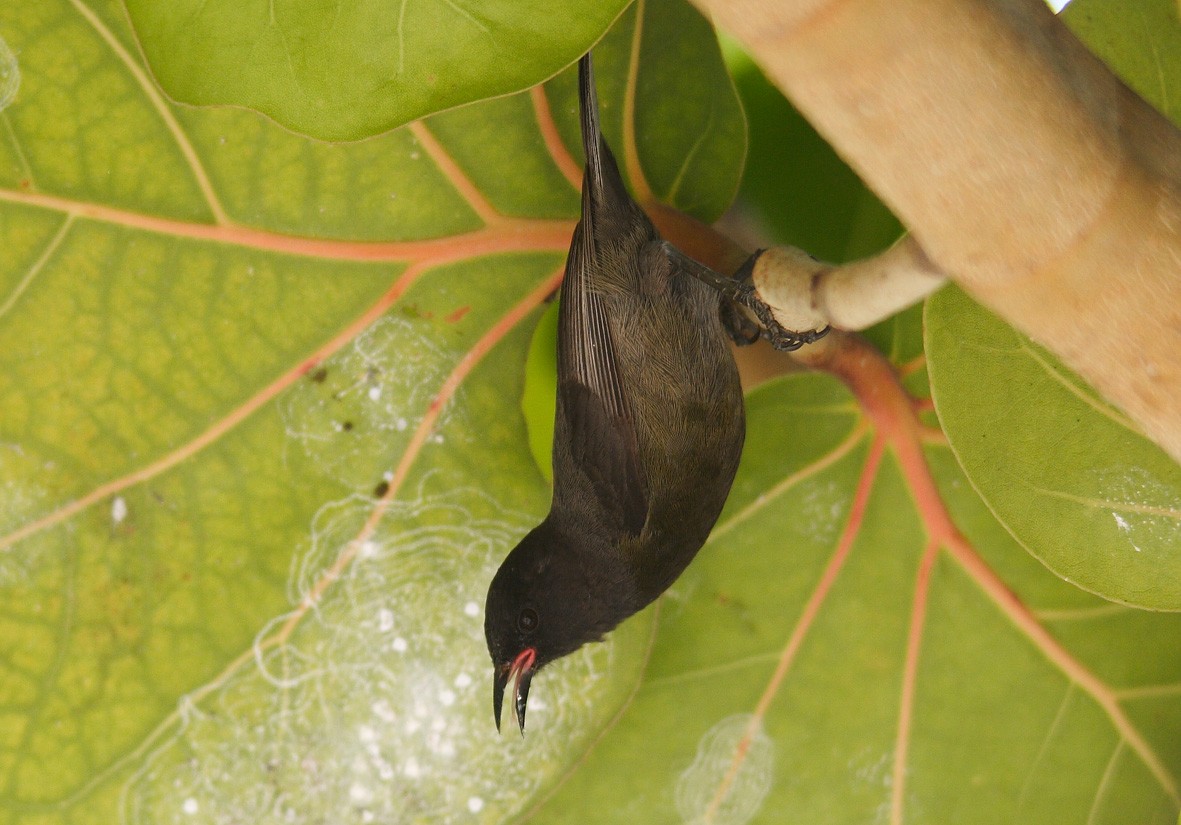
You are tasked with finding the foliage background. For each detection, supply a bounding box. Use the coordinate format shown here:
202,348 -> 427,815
0,0 -> 1178,823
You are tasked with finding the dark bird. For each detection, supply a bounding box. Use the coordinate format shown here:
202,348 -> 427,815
484,52 -> 820,733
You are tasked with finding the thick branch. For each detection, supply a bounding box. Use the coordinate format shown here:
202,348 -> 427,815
691,0 -> 1181,462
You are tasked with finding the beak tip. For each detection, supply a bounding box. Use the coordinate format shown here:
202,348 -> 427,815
493,675 -> 506,734
515,667 -> 532,735
494,648 -> 537,734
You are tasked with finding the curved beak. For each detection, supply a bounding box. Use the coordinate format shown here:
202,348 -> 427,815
493,647 -> 537,734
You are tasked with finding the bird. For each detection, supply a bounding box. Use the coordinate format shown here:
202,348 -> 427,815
484,51 -> 819,734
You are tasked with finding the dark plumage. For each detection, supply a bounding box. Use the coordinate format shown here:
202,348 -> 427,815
484,52 -> 745,733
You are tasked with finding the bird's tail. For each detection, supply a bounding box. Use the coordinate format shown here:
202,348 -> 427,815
578,52 -> 606,203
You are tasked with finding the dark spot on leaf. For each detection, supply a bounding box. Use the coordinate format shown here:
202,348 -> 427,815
373,480 -> 390,498
342,420 -> 354,431
401,304 -> 434,320
309,367 -> 328,383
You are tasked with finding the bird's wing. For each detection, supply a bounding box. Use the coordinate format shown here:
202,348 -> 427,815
554,216 -> 649,537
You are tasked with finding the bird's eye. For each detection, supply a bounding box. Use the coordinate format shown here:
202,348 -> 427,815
517,607 -> 539,634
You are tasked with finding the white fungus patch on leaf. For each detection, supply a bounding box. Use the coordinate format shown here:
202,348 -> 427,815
0,444 -> 47,534
675,714 -> 775,825
1096,465 -> 1181,557
0,36 -> 19,111
279,317 -> 455,491
0,442 -> 63,583
123,486 -> 620,824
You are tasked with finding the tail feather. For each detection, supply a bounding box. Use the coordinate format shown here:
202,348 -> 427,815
578,53 -> 605,203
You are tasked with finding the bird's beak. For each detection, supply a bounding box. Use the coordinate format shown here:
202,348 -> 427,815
493,647 -> 537,734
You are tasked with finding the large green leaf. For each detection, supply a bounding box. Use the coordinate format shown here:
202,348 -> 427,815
925,286 -> 1181,609
123,0 -> 630,141
0,0 -> 741,821
1062,0 -> 1181,123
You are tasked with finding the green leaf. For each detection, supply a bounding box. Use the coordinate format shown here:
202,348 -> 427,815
123,0 -> 630,142
1062,0 -> 1181,125
0,0 -> 742,820
538,0 -> 745,222
925,286 -> 1181,610
720,38 -> 904,265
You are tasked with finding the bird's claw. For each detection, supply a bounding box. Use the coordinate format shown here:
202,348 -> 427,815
731,281 -> 830,353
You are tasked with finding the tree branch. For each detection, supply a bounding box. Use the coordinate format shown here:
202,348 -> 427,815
691,0 -> 1181,462
749,235 -> 946,332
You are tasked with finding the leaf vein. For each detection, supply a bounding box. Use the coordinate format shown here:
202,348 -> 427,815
1013,682 -> 1077,818
0,213 -> 73,322
1086,740 -> 1124,825
0,112 -> 34,186
66,0 -> 230,225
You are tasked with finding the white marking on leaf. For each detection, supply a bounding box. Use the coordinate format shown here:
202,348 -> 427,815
123,487 -> 616,823
279,317 -> 455,491
675,714 -> 775,825
0,36 -> 19,111
1098,465 -> 1181,557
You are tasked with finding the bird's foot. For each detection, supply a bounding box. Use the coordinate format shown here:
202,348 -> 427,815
667,243 -> 829,352
730,279 -> 830,352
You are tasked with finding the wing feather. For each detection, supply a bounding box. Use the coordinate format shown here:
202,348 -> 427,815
549,54 -> 649,535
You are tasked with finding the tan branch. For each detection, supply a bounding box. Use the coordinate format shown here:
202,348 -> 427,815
750,235 -> 946,332
692,0 -> 1181,462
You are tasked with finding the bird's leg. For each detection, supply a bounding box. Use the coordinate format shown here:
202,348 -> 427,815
715,247 -> 760,345
718,296 -> 761,346
661,242 -> 830,352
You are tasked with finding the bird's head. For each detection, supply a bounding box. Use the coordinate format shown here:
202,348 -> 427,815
484,521 -> 631,734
